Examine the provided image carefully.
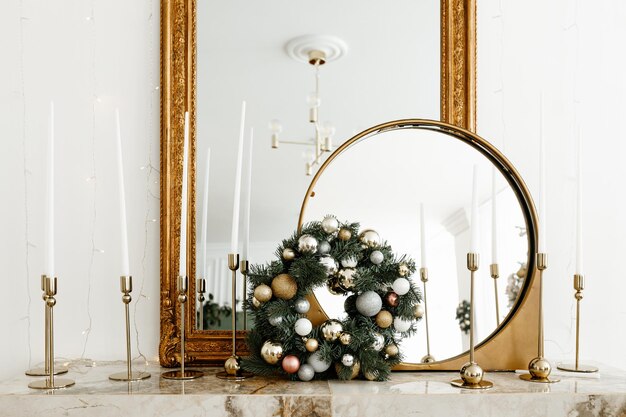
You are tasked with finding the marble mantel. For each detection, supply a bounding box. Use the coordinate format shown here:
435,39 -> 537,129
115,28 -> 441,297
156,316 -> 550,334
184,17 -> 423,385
1,362 -> 625,417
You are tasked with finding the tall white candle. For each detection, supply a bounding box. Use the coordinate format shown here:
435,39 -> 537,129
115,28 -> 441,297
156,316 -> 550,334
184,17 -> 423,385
491,167 -> 498,264
115,109 -> 130,276
575,129 -> 583,275
45,101 -> 55,277
538,96 -> 547,253
419,203 -> 427,268
200,148 -> 211,278
242,128 -> 254,261
230,101 -> 246,254
469,165 -> 480,254
179,112 -> 189,277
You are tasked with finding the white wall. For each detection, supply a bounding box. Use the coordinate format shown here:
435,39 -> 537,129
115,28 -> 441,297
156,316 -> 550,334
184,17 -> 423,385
0,0 -> 160,378
478,0 -> 626,369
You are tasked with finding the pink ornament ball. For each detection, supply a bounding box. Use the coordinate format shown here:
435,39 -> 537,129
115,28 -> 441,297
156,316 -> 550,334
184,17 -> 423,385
282,355 -> 301,374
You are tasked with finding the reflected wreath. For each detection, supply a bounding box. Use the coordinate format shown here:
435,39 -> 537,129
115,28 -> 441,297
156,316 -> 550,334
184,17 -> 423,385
242,215 -> 423,381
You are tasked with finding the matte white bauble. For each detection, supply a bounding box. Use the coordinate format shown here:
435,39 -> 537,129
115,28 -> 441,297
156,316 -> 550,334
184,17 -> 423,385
392,277 -> 411,295
297,364 -> 315,381
341,256 -> 358,268
307,351 -> 331,373
295,318 -> 313,336
369,250 -> 384,265
394,317 -> 412,332
356,291 -> 383,317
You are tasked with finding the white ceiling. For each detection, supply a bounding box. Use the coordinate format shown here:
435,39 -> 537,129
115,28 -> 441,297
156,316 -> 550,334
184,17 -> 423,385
196,1 -> 443,248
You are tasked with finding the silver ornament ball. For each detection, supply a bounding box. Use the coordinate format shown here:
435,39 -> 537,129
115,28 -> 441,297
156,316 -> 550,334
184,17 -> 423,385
294,298 -> 310,314
319,256 -> 339,275
297,363 -> 315,381
341,354 -> 355,367
307,351 -> 331,373
298,235 -> 319,254
392,277 -> 411,296
269,315 -> 283,326
359,229 -> 381,248
282,248 -> 296,261
321,216 -> 339,234
356,291 -> 383,317
371,332 -> 385,351
370,250 -> 384,265
318,240 -> 331,255
294,317 -> 313,336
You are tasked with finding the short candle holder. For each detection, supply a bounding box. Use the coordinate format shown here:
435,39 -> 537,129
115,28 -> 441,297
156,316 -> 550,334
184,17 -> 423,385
197,278 -> 206,330
420,267 -> 435,363
557,274 -> 598,373
109,276 -> 151,381
25,275 -> 69,377
162,276 -> 204,380
490,263 -> 501,326
451,253 -> 493,390
216,253 -> 254,381
519,253 -> 560,383
28,276 -> 75,390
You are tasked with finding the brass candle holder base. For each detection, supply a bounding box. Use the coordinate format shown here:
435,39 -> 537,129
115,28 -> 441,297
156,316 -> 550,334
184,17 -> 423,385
519,357 -> 560,383
161,369 -> 205,380
556,363 -> 598,373
421,354 -> 436,363
25,365 -> 68,377
109,371 -> 152,381
28,378 -> 75,390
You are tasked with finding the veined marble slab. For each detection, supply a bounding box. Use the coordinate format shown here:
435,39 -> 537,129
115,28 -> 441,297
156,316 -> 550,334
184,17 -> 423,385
0,361 -> 624,417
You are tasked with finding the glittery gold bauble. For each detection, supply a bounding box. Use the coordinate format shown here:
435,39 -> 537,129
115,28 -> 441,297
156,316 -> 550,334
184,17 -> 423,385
253,284 -> 272,302
359,229 -> 381,248
271,273 -> 297,300
364,369 -> 379,381
385,343 -> 399,357
375,310 -> 393,328
251,296 -> 262,308
335,361 -> 360,380
398,263 -> 410,277
339,333 -> 352,345
260,341 -> 284,365
414,303 -> 425,319
224,355 -> 241,375
320,319 -> 343,341
305,338 -> 319,352
338,228 -> 352,241
282,248 -> 296,261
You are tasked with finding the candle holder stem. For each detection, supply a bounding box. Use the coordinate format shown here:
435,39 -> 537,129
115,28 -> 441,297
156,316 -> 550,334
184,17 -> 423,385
557,274 -> 598,373
25,276 -> 68,377
217,254 -> 253,380
490,264 -> 500,326
29,277 -> 75,389
162,276 -> 204,380
420,268 -> 435,363
520,253 -> 560,383
451,254 -> 493,390
197,278 -> 206,331
110,276 -> 151,381
240,260 -> 249,331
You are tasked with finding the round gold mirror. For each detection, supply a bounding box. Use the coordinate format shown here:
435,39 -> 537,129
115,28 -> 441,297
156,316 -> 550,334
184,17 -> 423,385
298,119 -> 538,369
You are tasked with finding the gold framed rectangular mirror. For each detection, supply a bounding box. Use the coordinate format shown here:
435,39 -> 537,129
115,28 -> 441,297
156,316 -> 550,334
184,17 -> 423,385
159,0 -> 478,366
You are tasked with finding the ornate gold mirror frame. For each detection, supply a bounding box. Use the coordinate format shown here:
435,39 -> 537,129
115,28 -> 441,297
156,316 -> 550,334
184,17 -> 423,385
159,0 -> 507,367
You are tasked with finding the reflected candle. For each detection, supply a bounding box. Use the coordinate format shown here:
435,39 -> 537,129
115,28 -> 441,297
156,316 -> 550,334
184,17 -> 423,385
200,148 -> 211,279
115,109 -> 130,276
491,167 -> 498,264
242,128 -> 254,261
420,203 -> 427,268
179,112 -> 189,277
469,165 -> 480,254
230,101 -> 246,254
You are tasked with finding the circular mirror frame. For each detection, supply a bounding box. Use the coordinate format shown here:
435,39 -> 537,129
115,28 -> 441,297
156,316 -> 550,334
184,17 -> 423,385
298,119 -> 540,371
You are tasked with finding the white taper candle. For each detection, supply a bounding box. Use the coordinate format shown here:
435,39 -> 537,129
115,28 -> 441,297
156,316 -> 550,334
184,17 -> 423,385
115,109 -> 130,276
230,101 -> 246,254
179,112 -> 189,277
491,167 -> 498,264
200,148 -> 211,278
470,165 -> 480,254
575,128 -> 583,275
45,101 -> 55,277
419,203 -> 427,268
538,95 -> 547,253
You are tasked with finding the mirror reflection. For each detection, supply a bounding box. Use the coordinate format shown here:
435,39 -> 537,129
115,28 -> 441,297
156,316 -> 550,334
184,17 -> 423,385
194,1 -> 441,330
303,128 -> 528,363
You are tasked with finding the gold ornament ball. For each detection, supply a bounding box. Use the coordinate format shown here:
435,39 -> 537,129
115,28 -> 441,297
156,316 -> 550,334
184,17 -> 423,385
261,341 -> 284,365
375,310 -> 393,328
224,356 -> 241,376
414,303 -> 425,319
517,263 -> 528,278
254,284 -> 273,303
271,273 -> 298,300
385,343 -> 399,357
339,333 -> 352,346
364,369 -> 379,381
282,248 -> 296,261
460,362 -> 484,385
338,228 -> 352,241
305,338 -> 319,352
327,277 -> 347,295
528,357 -> 551,379
398,263 -> 410,277
359,229 -> 381,248
335,361 -> 360,380
251,296 -> 262,308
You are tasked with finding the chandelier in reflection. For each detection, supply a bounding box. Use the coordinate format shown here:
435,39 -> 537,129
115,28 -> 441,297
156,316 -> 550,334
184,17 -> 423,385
269,35 -> 347,175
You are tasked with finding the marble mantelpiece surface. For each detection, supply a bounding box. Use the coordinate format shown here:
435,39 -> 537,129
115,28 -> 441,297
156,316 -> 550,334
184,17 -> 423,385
0,361 -> 625,416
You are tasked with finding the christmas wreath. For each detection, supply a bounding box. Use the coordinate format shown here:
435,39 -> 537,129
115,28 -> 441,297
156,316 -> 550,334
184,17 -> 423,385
242,216 -> 422,381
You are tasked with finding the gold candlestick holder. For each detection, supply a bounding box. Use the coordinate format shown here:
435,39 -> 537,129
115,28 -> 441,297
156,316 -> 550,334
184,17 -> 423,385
240,260 -> 249,331
162,276 -> 204,380
28,276 -> 75,390
420,267 -> 435,363
519,253 -> 560,383
109,276 -> 151,381
197,278 -> 206,330
25,276 -> 69,377
451,253 -> 493,390
557,274 -> 598,373
490,263 -> 501,326
217,253 -> 254,380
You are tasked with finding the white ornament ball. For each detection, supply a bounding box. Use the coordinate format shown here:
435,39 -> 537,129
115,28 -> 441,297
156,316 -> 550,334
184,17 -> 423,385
341,256 -> 358,268
356,291 -> 383,317
319,256 -> 339,275
318,241 -> 331,255
298,364 -> 315,381
371,332 -> 385,351
269,315 -> 283,326
341,354 -> 355,367
394,317 -> 413,332
294,298 -> 310,314
370,250 -> 384,265
392,278 -> 411,296
295,318 -> 313,336
307,352 -> 331,373
321,216 -> 339,234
